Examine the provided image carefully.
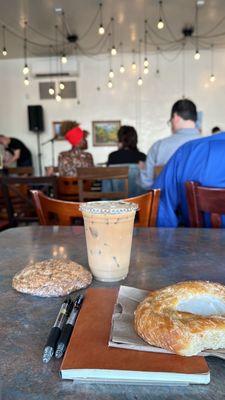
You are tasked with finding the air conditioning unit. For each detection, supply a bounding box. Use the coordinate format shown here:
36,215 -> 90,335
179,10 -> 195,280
30,57 -> 80,79
32,71 -> 79,79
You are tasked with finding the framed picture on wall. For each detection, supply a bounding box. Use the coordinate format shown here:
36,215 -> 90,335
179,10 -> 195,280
52,121 -> 64,140
92,120 -> 121,146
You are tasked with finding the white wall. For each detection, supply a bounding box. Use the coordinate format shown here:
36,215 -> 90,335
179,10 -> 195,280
0,49 -> 224,174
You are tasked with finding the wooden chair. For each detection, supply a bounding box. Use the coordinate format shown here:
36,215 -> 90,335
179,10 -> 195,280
153,165 -> 164,179
31,190 -> 83,226
77,167 -> 129,202
6,166 -> 34,176
125,189 -> 160,227
57,176 -> 79,201
186,181 -> 225,228
0,176 -> 57,226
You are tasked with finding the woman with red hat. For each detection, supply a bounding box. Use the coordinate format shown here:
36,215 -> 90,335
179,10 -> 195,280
58,120 -> 94,176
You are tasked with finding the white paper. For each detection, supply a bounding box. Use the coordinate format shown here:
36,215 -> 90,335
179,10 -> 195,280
109,285 -> 225,359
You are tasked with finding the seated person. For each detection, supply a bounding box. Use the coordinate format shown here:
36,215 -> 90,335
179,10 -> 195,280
212,126 -> 221,134
140,99 -> 201,189
152,132 -> 225,227
107,125 -> 146,165
0,135 -> 33,167
58,122 -> 94,176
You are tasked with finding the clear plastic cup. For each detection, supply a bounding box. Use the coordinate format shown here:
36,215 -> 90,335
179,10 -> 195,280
80,201 -> 138,282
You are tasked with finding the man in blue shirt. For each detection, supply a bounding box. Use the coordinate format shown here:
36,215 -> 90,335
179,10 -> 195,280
152,132 -> 225,227
140,99 -> 201,189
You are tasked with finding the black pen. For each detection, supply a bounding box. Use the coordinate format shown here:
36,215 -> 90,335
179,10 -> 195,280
55,294 -> 84,359
42,298 -> 73,363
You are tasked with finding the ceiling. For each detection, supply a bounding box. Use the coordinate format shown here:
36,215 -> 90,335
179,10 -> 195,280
0,0 -> 225,59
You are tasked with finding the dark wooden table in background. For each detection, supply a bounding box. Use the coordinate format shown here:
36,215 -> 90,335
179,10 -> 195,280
1,226 -> 225,400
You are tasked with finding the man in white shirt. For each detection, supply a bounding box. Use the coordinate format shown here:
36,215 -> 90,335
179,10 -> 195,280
140,99 -> 202,189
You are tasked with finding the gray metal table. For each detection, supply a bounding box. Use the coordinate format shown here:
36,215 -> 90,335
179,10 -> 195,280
1,226 -> 225,400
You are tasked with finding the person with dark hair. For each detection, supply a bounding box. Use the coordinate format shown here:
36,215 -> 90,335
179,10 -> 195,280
140,99 -> 201,189
107,125 -> 146,165
211,126 -> 221,134
0,135 -> 32,167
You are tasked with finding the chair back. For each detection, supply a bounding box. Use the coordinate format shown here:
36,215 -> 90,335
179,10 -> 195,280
31,190 -> 82,226
0,176 -> 57,226
57,176 -> 79,201
77,167 -> 129,201
7,166 -> 34,176
186,181 -> 225,228
125,189 -> 160,227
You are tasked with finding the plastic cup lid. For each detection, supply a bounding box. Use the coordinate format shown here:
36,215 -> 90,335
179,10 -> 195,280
79,200 -> 138,214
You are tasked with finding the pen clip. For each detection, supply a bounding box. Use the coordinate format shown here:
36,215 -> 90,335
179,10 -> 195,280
74,294 -> 84,308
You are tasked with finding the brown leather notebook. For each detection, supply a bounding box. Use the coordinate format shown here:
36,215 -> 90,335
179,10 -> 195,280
60,288 -> 210,384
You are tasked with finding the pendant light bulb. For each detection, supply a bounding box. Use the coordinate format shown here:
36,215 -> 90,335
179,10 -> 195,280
61,54 -> 67,64
111,46 -> 117,56
98,24 -> 105,35
49,87 -> 55,95
131,62 -> 137,71
137,77 -> 143,86
59,82 -> 65,90
144,58 -> 149,67
107,80 -> 113,88
157,18 -> 164,30
2,47 -> 7,56
210,74 -> 215,82
56,93 -> 62,102
23,64 -> 29,75
109,69 -> 114,79
120,65 -> 125,73
24,76 -> 29,86
144,66 -> 149,74
194,50 -> 200,60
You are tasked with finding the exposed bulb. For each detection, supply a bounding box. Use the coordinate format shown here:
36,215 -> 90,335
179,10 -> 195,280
109,69 -> 114,79
131,62 -> 137,71
2,47 -> 7,56
61,54 -> 67,64
210,74 -> 215,82
144,58 -> 149,67
157,18 -> 164,30
120,65 -> 125,73
24,77 -> 29,86
23,64 -> 29,75
107,80 -> 113,88
144,66 -> 149,74
98,24 -> 105,35
56,93 -> 62,102
137,77 -> 143,86
49,87 -> 55,95
194,50 -> 200,60
59,82 -> 65,90
111,46 -> 117,56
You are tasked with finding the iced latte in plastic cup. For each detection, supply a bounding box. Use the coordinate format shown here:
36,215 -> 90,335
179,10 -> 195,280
80,201 -> 138,282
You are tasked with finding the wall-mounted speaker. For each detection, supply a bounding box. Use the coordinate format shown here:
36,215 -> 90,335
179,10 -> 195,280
28,105 -> 44,132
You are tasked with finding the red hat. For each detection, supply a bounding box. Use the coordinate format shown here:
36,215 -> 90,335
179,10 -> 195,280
65,127 -> 84,146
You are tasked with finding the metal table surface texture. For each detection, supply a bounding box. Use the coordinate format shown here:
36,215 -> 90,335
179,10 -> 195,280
1,226 -> 225,400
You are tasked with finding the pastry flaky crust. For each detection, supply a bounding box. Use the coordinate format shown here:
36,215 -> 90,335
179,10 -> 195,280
134,281 -> 225,356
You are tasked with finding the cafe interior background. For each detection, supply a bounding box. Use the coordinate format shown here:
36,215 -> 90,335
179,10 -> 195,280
0,0 -> 224,174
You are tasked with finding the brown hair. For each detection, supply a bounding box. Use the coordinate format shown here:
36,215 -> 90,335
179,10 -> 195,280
61,120 -> 79,137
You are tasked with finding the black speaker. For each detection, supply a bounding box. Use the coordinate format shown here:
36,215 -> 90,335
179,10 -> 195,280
28,105 -> 44,132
